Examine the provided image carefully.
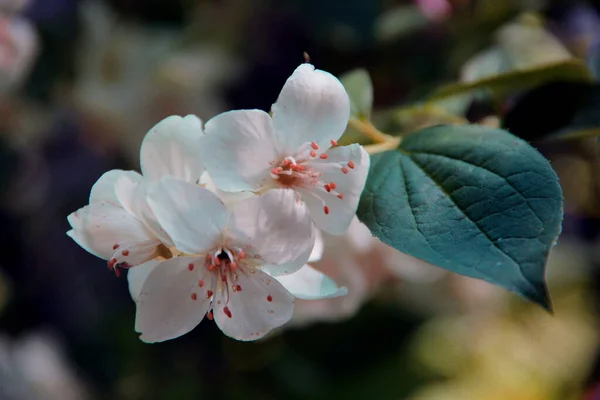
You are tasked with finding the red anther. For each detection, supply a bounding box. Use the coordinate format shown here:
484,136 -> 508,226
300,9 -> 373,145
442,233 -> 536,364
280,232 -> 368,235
107,258 -> 117,270
230,262 -> 237,270
188,263 -> 194,271
267,295 -> 273,302
329,182 -> 337,189
323,206 -> 330,214
223,306 -> 232,318
112,244 -> 120,250
198,279 -> 204,288
208,264 -> 215,271
215,257 -> 221,266
114,268 -> 121,278
319,153 -> 328,159
206,311 -> 213,320
324,184 -> 331,192
207,290 -> 214,298
337,193 -> 344,199
121,250 -> 129,256
310,150 -> 317,157
330,139 -> 337,146
341,166 -> 349,174
348,160 -> 355,169
234,284 -> 242,292
191,293 -> 198,301
311,142 -> 319,150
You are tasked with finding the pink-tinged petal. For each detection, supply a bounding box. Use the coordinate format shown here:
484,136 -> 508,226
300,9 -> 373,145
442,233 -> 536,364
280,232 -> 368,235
275,264 -> 348,300
147,177 -> 227,254
202,110 -> 279,191
140,115 -> 205,183
200,171 -> 256,207
213,269 -> 294,341
89,170 -> 143,204
271,64 -> 350,153
228,189 -> 314,273
135,256 -> 215,343
67,201 -> 157,262
300,144 -> 369,235
128,259 -> 161,301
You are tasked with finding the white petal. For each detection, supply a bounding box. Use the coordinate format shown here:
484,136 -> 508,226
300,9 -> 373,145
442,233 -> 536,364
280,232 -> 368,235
213,269 -> 294,341
135,256 -> 216,343
147,177 -> 227,254
228,189 -> 314,274
271,64 -> 351,153
202,110 -> 279,191
67,201 -> 157,262
140,115 -> 205,183
200,171 -> 256,207
121,179 -> 173,246
275,264 -> 348,300
128,259 -> 161,301
301,144 -> 370,235
308,229 -> 324,263
90,170 -> 143,204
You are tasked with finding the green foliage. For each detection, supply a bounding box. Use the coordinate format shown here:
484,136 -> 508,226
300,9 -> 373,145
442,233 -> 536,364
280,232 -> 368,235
340,68 -> 373,120
357,125 -> 563,309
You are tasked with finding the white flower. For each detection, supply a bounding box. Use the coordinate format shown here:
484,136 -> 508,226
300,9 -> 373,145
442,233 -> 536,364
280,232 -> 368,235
200,63 -> 370,235
130,177 -> 322,342
66,115 -> 204,275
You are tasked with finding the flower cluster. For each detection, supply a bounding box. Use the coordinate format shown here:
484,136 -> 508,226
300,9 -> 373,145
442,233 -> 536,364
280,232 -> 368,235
67,63 -> 370,342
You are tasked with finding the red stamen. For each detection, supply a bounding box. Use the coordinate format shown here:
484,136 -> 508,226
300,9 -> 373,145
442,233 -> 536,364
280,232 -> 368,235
311,142 -> 319,150
191,293 -> 197,301
348,160 -> 355,169
267,295 -> 273,302
188,263 -> 194,271
324,184 -> 331,192
323,205 -> 330,214
121,250 -> 129,256
107,258 -> 117,270
198,279 -> 204,288
234,284 -> 242,292
114,268 -> 121,278
112,244 -> 120,250
223,307 -> 232,318
329,182 -> 337,189
207,290 -> 214,298
341,166 -> 349,174
330,139 -> 337,146
206,311 -> 213,320
230,262 -> 237,270
337,193 -> 344,199
319,153 -> 328,159
310,150 -> 317,157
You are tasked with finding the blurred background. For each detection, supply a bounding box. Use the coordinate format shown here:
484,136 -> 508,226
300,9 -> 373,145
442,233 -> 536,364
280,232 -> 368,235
1,0 -> 600,399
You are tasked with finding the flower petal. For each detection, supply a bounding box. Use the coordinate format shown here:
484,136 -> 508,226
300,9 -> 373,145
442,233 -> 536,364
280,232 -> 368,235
202,110 -> 279,191
128,259 -> 161,301
118,178 -> 173,246
308,229 -> 324,263
275,264 -> 348,300
90,170 -> 143,204
300,144 -> 370,235
135,256 -> 215,343
147,177 -> 227,254
67,201 -> 157,261
140,115 -> 205,183
271,63 -> 350,153
213,269 -> 294,341
228,189 -> 314,274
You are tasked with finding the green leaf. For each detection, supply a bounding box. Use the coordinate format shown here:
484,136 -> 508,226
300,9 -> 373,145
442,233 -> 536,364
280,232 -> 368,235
430,59 -> 592,101
340,69 -> 373,120
357,125 -> 563,309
